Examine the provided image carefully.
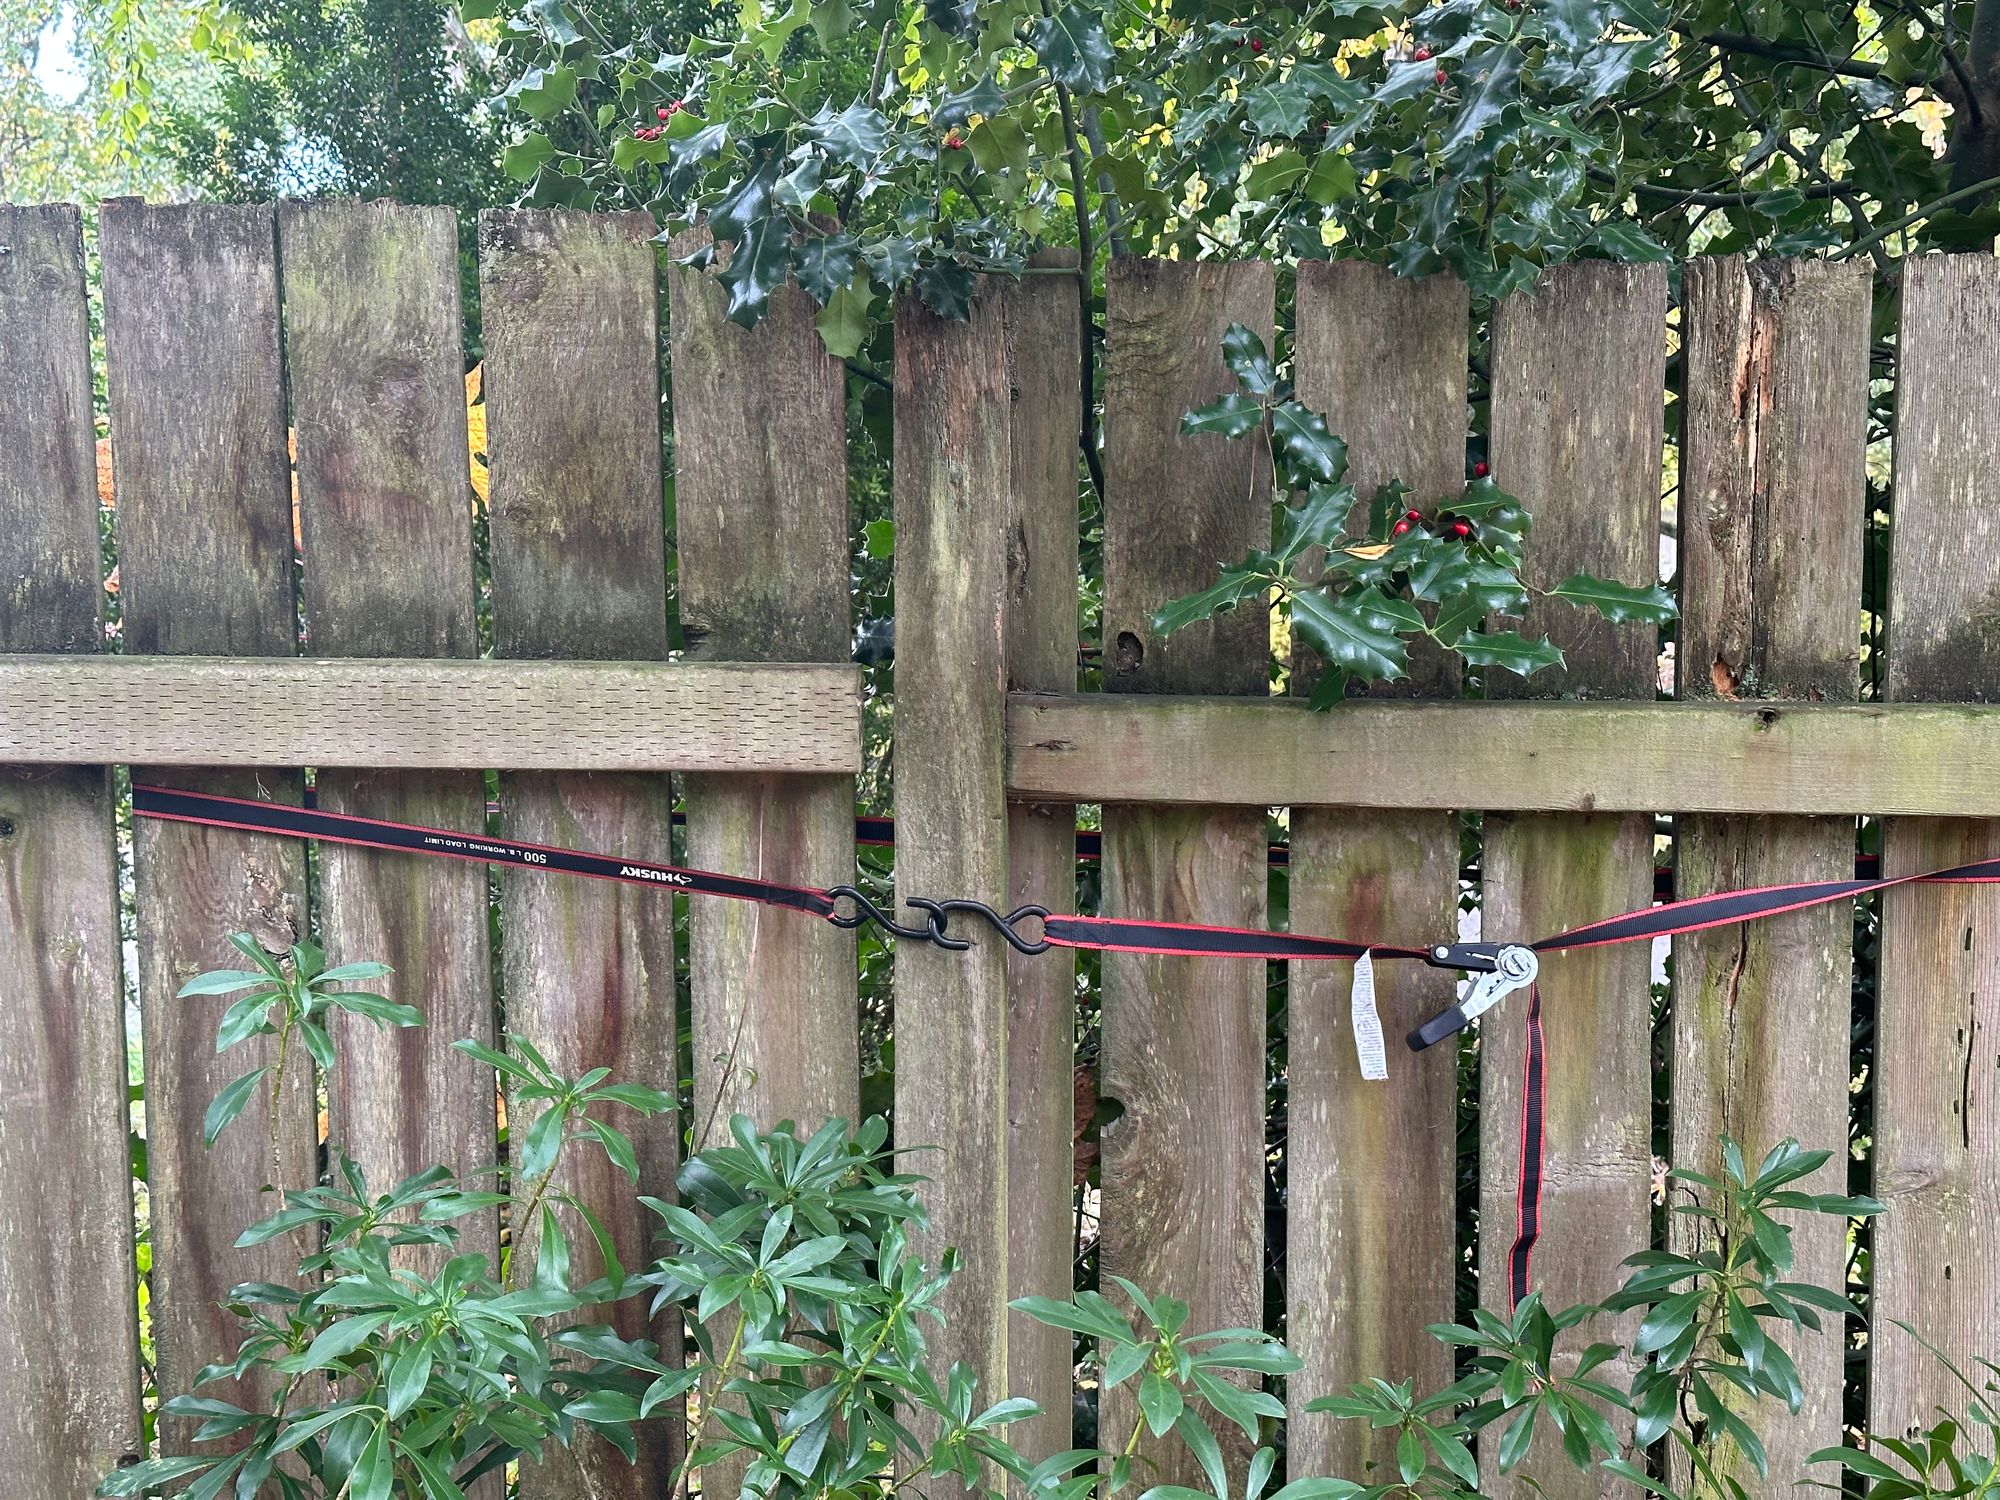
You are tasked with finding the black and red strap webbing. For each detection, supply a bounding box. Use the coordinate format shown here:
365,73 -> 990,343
132,783 -> 2000,1311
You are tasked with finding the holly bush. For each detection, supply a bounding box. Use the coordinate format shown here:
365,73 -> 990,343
1154,324 -> 1677,705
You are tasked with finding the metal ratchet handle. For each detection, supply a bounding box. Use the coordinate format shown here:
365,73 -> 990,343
1406,944 -> 1538,1052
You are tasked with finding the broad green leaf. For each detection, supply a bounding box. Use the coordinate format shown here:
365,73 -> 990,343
1454,629 -> 1565,678
1138,1370 -> 1183,1435
718,213 -> 793,329
301,1312 -> 390,1372
386,1336 -> 434,1419
1220,322 -> 1278,396
203,1066 -> 271,1148
1181,392 -> 1264,439
1152,567 -> 1267,636
351,1422 -> 393,1500
94,1456 -> 220,1496
1030,3 -> 1114,94
937,72 -> 1006,126
1290,588 -> 1412,683
795,234 -> 859,304
511,65 -> 577,120
176,969 -> 275,997
814,280 -> 874,359
1547,572 -> 1677,624
1270,401 -> 1347,486
804,100 -> 887,166
1244,81 -> 1313,137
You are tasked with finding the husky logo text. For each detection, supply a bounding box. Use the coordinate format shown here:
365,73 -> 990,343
619,865 -> 694,886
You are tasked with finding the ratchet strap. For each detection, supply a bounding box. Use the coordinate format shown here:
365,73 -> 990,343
134,783 -> 2000,1311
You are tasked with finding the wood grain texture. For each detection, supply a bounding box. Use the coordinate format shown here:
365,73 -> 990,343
0,655 -> 859,771
667,243 -> 857,1134
481,208 -> 681,1496
892,289 -> 1015,1469
999,252 -> 1083,1474
101,201 -> 318,1460
1672,257 -> 1869,1489
0,203 -> 143,1494
1005,694 -> 2000,815
1287,263 -> 1466,1481
1873,253 -> 2000,1439
280,202 -> 497,1279
1478,261 -> 1665,1500
1099,258 -> 1273,1486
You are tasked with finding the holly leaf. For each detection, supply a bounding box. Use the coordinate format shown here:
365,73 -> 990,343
1031,2 -> 1115,94
1547,573 -> 1678,624
917,260 -> 977,319
1181,392 -> 1264,439
1219,321 -> 1278,396
860,235 -> 919,286
504,133 -> 556,180
1592,219 -> 1672,263
1245,81 -> 1313,137
804,100 -> 887,167
510,65 -> 577,121
1455,629 -> 1565,677
813,279 -> 873,358
718,213 -> 792,328
795,234 -> 859,303
1289,588 -> 1414,683
1271,400 -> 1347,486
1273,482 -> 1356,563
938,72 -> 1007,126
1153,566 -> 1268,636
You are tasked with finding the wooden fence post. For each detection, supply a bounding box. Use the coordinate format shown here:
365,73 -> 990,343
1873,253 -> 2000,1436
1479,261 -> 1666,1500
666,240 -> 859,1138
1099,257 -> 1274,1485
0,202 -> 143,1493
893,286 -> 1015,1451
1674,256 -> 1870,1484
480,208 -> 682,1495
1000,250 -> 1084,1473
1287,262 -> 1468,1478
279,200 -> 497,1257
100,200 -> 318,1451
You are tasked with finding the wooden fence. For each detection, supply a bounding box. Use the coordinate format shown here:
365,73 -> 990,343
1,200 -> 1997,1499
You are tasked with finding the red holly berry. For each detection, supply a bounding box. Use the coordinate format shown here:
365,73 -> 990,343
1436,66 -> 1449,84
657,106 -> 671,120
1413,44 -> 1431,60
1449,520 -> 1474,539
945,131 -> 965,149
1250,36 -> 1264,52
1392,519 -> 1412,537
1473,460 -> 1490,478
1405,508 -> 1423,521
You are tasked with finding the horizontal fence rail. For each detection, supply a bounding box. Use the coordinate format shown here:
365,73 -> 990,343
1005,694 -> 2000,814
0,656 -> 863,773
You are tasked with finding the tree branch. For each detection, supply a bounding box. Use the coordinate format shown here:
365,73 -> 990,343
1693,28 -> 1885,80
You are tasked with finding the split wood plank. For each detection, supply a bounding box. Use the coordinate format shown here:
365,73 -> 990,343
280,201 -> 497,1270
1873,253 -> 2000,1439
481,208 -> 681,1496
100,199 -> 318,1456
1478,261 -> 1666,1500
1099,258 -> 1274,1486
667,242 -> 858,1138
1287,262 -> 1467,1481
0,202 -> 144,1494
1004,695 -> 2000,816
999,250 -> 1084,1474
1672,256 -> 1869,1488
0,655 -> 860,772
892,288 -> 1015,1474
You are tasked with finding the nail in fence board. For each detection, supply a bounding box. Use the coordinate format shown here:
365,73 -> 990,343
480,209 -> 681,1495
1673,257 -> 1869,1485
667,241 -> 859,1138
999,251 -> 1084,1472
1286,262 -> 1467,1478
280,201 -> 498,1285
99,200 -> 319,1453
0,203 -> 143,1492
1099,258 -> 1274,1484
893,289 -> 1015,1457
1874,253 -> 2000,1436
1478,261 -> 1666,1500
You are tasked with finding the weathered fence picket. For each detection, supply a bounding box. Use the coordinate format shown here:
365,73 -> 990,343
1873,253 -> 2000,1441
6,193 -> 2000,1500
1673,256 -> 1871,1484
1479,261 -> 1667,1499
0,202 -> 142,1497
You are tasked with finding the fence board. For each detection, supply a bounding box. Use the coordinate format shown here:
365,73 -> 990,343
1099,258 -> 1274,1484
1478,261 -> 1666,1500
1287,262 -> 1466,1480
100,199 -> 318,1452
0,202 -> 143,1494
281,201 -> 496,1277
480,208 -> 681,1495
667,245 -> 858,1136
1000,251 -> 1084,1474
1673,257 -> 1868,1486
893,288 -> 1015,1462
1874,253 -> 2000,1436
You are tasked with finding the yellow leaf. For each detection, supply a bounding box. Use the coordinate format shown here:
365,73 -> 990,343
465,362 -> 489,509
1343,543 -> 1393,560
